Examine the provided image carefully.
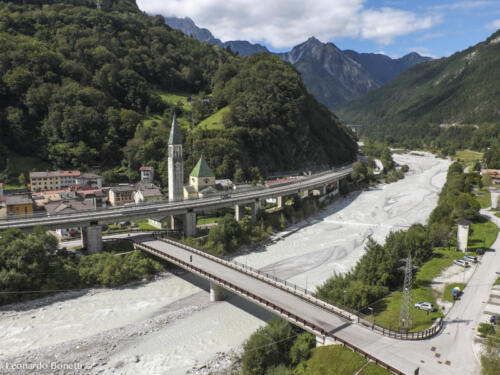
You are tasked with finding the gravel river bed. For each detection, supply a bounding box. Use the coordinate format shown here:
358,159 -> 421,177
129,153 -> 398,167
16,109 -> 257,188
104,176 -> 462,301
0,152 -> 451,374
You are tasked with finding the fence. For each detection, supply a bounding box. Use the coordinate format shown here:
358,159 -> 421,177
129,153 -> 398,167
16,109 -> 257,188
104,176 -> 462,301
149,235 -> 444,341
132,239 -> 406,375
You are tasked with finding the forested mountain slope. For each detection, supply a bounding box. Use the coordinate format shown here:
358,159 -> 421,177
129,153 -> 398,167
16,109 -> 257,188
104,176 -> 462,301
0,0 -> 356,182
337,30 -> 500,145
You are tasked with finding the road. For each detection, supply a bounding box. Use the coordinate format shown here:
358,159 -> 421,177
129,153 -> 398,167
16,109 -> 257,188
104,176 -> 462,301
0,167 -> 351,231
135,206 -> 500,375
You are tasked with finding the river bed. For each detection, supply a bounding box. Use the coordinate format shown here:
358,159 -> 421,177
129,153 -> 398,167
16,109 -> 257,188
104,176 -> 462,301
0,152 -> 451,374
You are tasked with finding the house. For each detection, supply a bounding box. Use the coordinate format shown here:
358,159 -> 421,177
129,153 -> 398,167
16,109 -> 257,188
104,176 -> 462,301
76,189 -> 108,208
184,155 -> 217,199
0,183 -> 5,217
43,199 -> 95,215
6,195 -> 33,215
108,185 -> 135,206
75,173 -> 103,189
32,189 -> 76,209
134,184 -> 163,204
216,179 -> 233,190
481,169 -> 500,185
139,166 -> 154,184
29,170 -> 81,192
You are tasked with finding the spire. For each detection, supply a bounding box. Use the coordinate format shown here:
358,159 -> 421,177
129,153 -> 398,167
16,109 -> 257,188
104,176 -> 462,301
190,154 -> 215,177
168,112 -> 182,145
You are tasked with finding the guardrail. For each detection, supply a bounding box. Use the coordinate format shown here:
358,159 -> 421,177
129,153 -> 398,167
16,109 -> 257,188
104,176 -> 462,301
0,166 -> 353,223
151,235 -> 444,341
133,239 -> 406,375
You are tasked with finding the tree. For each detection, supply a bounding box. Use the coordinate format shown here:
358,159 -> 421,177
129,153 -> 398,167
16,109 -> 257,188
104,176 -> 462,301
18,173 -> 26,186
289,334 -> 315,366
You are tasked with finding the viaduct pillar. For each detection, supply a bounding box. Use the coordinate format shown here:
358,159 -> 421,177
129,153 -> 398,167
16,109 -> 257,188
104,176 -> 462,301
301,189 -> 309,199
81,223 -> 102,253
235,204 -> 245,222
277,196 -> 284,209
184,211 -> 197,237
251,200 -> 261,223
170,215 -> 183,231
210,282 -> 226,301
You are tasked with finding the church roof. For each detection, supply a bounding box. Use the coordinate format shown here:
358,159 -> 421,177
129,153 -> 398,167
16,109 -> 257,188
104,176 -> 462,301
190,155 -> 215,178
168,113 -> 182,145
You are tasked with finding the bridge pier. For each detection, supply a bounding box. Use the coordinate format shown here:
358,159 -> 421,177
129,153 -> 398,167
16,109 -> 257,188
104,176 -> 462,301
251,201 -> 261,223
235,204 -> 245,222
315,335 -> 335,347
81,224 -> 102,253
301,189 -> 309,199
210,281 -> 226,301
321,184 -> 327,196
184,211 -> 197,237
277,196 -> 284,209
170,215 -> 183,230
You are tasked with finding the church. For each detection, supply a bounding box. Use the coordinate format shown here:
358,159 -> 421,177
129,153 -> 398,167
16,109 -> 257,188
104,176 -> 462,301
168,113 -> 217,201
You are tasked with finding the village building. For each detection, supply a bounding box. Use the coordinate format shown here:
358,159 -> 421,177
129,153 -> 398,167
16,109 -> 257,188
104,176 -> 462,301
134,183 -> 163,203
184,155 -> 217,199
76,189 -> 108,208
0,183 -> 5,217
75,173 -> 103,189
29,170 -> 103,192
108,185 -> 135,206
140,166 -> 155,184
6,195 -> 33,215
481,169 -> 500,185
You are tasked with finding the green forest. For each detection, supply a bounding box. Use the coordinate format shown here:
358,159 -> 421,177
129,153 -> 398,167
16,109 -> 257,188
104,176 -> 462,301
0,0 -> 356,185
337,29 -> 500,152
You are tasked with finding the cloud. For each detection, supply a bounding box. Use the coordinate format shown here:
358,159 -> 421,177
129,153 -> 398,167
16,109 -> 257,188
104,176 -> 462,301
487,18 -> 500,30
137,0 -> 440,48
433,1 -> 495,10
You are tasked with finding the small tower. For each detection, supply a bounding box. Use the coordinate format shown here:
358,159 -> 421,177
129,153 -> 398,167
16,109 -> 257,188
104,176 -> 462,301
168,113 -> 184,202
189,155 -> 215,192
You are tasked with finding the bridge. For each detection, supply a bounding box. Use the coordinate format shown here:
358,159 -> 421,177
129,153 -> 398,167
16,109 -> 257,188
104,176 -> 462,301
133,234 -> 406,375
0,166 -> 352,252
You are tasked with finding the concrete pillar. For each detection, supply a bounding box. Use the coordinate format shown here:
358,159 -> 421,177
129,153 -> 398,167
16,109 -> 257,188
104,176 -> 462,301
321,185 -> 327,195
81,224 -> 102,253
251,201 -> 261,223
489,189 -> 500,209
315,335 -> 326,347
170,215 -> 183,230
277,196 -> 284,209
210,281 -> 226,301
457,219 -> 471,252
184,211 -> 197,237
235,204 -> 245,221
301,189 -> 309,198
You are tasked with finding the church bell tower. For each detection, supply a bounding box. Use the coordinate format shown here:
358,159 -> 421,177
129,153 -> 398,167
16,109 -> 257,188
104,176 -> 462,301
168,113 -> 184,201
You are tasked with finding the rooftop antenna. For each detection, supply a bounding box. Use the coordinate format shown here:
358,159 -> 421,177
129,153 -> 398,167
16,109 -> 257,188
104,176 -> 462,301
399,254 -> 413,332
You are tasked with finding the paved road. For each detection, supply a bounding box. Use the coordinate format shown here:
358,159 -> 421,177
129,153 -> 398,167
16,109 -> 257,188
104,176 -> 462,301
134,211 -> 500,375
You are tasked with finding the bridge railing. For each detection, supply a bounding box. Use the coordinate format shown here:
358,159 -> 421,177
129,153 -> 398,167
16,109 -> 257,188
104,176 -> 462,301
0,166 -> 353,223
133,239 -> 406,375
152,235 -> 444,341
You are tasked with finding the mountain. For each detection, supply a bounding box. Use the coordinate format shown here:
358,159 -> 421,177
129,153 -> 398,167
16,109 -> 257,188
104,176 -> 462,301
0,0 -> 356,181
164,16 -> 269,57
278,37 -> 431,110
337,30 -> 500,144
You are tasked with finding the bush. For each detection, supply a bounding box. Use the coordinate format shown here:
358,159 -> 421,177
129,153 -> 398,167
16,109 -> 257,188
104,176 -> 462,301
478,323 -> 495,338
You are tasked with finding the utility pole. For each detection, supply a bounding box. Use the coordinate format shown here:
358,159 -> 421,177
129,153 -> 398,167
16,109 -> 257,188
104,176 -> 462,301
399,254 -> 413,332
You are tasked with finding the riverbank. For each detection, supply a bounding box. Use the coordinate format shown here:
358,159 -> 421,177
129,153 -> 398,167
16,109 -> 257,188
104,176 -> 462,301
0,152 -> 451,375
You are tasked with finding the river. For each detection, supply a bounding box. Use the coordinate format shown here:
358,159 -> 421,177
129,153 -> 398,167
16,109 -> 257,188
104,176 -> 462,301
0,152 -> 451,374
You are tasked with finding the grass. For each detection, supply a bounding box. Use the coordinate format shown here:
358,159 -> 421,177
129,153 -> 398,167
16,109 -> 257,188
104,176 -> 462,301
136,220 -> 158,230
494,277 -> 500,286
294,346 -> 367,375
442,283 -> 465,302
197,106 -> 230,130
141,115 -> 163,128
474,190 -> 491,209
156,91 -> 192,112
453,150 -> 483,163
359,362 -> 394,375
197,216 -> 222,225
370,249 -> 466,332
469,221 -> 498,251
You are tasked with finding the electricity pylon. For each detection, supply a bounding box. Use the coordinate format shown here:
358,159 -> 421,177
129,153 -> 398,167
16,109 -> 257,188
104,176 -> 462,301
399,254 -> 413,332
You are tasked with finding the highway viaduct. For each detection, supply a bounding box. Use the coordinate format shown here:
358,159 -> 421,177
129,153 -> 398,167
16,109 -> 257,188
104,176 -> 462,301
0,166 -> 352,252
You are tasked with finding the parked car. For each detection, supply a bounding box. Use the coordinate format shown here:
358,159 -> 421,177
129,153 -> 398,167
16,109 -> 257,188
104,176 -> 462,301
476,248 -> 485,255
453,259 -> 469,268
415,302 -> 434,311
463,255 -> 478,263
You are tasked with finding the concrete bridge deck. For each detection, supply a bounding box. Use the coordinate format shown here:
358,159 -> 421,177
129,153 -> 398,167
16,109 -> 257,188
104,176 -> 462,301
134,235 -> 406,375
0,166 -> 352,231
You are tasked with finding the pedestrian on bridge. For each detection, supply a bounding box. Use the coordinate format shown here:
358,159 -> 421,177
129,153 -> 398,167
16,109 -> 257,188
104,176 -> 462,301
190,255 -> 193,262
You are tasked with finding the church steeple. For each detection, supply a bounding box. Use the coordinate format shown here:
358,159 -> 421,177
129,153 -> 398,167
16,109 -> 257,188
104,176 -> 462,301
168,113 -> 184,202
168,112 -> 182,145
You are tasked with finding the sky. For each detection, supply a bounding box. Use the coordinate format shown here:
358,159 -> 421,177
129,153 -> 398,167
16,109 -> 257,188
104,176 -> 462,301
136,0 -> 500,58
